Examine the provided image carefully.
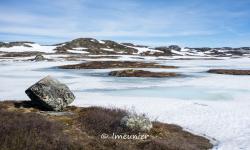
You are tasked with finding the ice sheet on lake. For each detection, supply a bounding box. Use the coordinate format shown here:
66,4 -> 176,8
0,57 -> 250,150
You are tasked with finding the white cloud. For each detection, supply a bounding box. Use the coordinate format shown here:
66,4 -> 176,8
0,0 -> 218,37
0,0 -> 248,46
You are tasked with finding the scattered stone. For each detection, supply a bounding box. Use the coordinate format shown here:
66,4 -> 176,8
25,76 -> 75,111
59,61 -> 177,69
207,69 -> 250,75
33,54 -> 46,61
109,69 -> 179,77
121,113 -> 153,132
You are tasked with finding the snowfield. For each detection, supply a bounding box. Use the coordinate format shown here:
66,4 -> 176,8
0,50 -> 250,149
0,43 -> 57,53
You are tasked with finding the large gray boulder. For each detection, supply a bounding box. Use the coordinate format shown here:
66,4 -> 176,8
25,76 -> 75,111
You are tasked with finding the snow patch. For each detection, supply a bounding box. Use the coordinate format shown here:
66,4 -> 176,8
0,43 -> 56,53
98,40 -> 105,44
72,47 -> 88,50
67,50 -> 89,54
101,48 -> 114,52
171,50 -> 184,55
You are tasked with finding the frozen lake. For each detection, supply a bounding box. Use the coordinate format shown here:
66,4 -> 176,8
0,57 -> 250,150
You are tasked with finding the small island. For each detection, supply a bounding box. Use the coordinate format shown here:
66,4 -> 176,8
58,61 -> 177,69
109,69 -> 179,78
208,69 -> 250,75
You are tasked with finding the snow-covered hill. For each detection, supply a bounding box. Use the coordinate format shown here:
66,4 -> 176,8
0,42 -> 56,53
1,38 -> 250,57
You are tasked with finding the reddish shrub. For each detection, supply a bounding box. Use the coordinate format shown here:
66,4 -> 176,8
0,110 -> 82,150
78,107 -> 128,135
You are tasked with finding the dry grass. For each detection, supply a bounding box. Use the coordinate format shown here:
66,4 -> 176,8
0,101 -> 213,150
78,107 -> 129,135
147,122 -> 213,150
0,110 -> 82,150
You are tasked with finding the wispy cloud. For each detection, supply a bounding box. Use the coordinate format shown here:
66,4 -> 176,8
0,0 -> 249,46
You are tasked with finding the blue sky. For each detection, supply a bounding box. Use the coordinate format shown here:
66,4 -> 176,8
0,0 -> 250,47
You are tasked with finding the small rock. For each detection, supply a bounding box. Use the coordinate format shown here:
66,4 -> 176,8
25,76 -> 75,111
168,45 -> 181,51
121,113 -> 152,132
34,54 -> 46,61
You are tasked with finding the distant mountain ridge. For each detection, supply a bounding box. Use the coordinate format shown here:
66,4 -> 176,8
1,38 -> 250,57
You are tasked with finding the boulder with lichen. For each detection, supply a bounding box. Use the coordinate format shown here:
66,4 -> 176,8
25,76 -> 75,111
